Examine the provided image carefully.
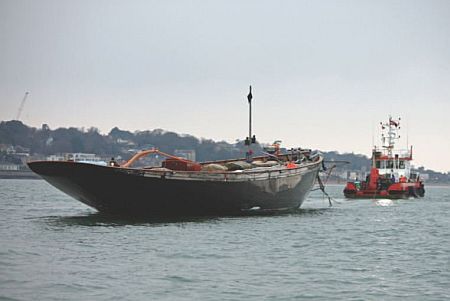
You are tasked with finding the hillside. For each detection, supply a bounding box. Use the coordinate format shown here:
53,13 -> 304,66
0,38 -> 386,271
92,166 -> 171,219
1,120 -> 448,183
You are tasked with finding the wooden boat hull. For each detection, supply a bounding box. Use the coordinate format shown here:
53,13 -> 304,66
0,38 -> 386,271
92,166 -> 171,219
28,159 -> 322,216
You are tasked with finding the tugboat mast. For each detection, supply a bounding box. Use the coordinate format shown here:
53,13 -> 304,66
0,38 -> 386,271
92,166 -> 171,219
381,115 -> 401,158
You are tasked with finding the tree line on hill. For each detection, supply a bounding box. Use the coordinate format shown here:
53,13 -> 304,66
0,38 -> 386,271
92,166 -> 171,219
0,120 -> 258,162
0,120 -> 448,183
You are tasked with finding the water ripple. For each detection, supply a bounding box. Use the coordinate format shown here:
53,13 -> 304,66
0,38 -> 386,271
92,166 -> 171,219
0,180 -> 449,300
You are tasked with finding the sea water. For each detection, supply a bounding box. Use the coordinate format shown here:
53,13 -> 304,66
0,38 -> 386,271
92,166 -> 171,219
1,180 -> 449,300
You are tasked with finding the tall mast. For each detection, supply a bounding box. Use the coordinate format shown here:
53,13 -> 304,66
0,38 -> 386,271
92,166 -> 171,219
248,85 -> 252,143
387,116 -> 394,158
381,115 -> 401,158
245,86 -> 255,162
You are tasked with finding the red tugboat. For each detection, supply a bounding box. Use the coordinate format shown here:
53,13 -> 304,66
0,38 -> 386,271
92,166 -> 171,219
344,116 -> 425,199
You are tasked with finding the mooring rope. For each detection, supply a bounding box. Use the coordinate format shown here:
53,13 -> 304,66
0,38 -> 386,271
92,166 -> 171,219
316,175 -> 333,207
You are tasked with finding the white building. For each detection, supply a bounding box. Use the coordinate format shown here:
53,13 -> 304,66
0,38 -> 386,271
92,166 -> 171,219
174,149 -> 196,162
0,164 -> 20,171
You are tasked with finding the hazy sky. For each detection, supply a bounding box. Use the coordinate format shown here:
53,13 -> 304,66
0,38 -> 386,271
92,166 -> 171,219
1,0 -> 449,172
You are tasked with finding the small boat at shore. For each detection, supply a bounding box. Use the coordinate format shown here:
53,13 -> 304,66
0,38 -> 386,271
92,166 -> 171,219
344,116 -> 425,199
28,88 -> 323,216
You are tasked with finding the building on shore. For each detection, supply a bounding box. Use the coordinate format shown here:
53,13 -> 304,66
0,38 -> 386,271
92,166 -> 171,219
174,149 -> 196,162
0,164 -> 21,171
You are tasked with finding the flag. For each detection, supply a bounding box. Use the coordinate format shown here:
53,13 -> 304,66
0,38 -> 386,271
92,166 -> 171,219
390,120 -> 398,127
247,86 -> 252,103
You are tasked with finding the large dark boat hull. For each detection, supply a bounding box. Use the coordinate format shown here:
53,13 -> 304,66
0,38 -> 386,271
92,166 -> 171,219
28,160 -> 321,216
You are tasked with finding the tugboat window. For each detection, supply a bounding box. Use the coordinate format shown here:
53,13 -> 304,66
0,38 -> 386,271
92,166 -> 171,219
399,161 -> 405,169
387,160 -> 394,169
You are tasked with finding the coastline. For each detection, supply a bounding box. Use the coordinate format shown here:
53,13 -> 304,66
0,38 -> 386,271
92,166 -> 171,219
0,170 -> 41,179
321,180 -> 450,188
2,173 -> 448,188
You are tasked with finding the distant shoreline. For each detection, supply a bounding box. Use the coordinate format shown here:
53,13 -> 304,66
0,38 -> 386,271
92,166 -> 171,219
317,180 -> 450,188
322,182 -> 450,188
0,170 -> 41,179
1,172 -> 448,187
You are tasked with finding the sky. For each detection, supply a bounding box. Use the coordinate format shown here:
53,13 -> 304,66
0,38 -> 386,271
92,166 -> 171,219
1,0 -> 449,172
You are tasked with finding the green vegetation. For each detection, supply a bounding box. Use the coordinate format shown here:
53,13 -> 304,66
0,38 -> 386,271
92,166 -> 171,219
0,120 -> 259,162
1,120 -> 448,183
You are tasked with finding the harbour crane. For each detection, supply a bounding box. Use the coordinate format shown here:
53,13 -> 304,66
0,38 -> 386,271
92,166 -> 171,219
16,92 -> 30,120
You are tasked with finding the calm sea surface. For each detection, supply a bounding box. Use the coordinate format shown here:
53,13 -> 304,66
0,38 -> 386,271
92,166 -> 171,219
1,179 -> 449,301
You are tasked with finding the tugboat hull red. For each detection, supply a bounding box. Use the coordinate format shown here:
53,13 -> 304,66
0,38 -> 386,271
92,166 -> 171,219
344,183 -> 425,199
28,159 -> 321,216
